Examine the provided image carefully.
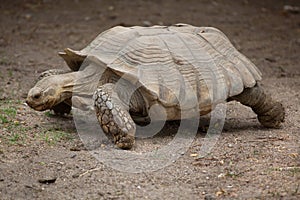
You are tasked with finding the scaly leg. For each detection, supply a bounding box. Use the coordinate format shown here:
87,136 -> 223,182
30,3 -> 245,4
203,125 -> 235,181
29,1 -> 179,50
93,83 -> 136,149
229,84 -> 285,128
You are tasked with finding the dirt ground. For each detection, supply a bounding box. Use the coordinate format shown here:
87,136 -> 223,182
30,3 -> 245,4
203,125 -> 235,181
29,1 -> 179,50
0,0 -> 299,199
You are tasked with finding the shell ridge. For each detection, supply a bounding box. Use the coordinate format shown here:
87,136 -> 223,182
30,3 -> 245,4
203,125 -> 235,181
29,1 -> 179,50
203,28 -> 262,84
196,29 -> 259,93
195,33 -> 245,92
176,32 -> 227,103
83,26 -> 131,54
165,30 -> 212,108
156,34 -> 187,106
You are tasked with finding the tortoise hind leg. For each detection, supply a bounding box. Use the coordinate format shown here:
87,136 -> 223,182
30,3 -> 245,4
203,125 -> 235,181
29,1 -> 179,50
229,84 -> 285,128
93,83 -> 136,149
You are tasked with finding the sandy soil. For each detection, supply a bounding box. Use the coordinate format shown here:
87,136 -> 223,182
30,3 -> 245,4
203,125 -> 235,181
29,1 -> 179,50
0,0 -> 299,199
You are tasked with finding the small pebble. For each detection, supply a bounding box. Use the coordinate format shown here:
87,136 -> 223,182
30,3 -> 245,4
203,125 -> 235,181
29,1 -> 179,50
70,153 -> 77,158
108,6 -> 114,11
70,145 -> 82,151
283,5 -> 300,14
24,13 -> 32,20
38,177 -> 57,184
217,173 -> 225,178
143,20 -> 152,27
204,194 -> 215,200
84,16 -> 91,21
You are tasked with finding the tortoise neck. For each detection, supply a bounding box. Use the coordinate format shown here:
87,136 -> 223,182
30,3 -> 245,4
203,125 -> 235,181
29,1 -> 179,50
59,72 -> 78,100
62,67 -> 103,98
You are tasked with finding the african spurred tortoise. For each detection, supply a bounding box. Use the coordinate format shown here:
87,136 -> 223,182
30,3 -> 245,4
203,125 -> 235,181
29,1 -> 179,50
26,24 -> 285,149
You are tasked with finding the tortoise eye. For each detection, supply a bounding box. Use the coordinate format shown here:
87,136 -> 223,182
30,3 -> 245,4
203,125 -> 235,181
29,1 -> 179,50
33,93 -> 41,99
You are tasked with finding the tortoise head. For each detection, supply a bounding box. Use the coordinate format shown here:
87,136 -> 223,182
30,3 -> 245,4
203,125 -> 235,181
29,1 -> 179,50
26,73 -> 74,111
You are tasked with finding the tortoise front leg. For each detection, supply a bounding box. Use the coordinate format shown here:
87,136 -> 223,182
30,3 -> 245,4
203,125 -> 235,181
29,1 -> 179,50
229,84 -> 285,128
93,83 -> 136,149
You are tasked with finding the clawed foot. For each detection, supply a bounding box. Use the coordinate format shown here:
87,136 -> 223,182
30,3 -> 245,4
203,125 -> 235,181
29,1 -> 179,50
257,102 -> 285,128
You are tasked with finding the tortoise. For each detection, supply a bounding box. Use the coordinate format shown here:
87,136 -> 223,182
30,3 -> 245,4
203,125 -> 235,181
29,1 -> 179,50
26,24 -> 285,149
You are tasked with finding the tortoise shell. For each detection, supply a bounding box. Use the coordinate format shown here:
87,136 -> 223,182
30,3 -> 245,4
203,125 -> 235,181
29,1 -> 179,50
59,23 -> 262,115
